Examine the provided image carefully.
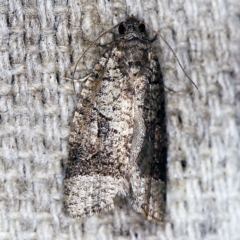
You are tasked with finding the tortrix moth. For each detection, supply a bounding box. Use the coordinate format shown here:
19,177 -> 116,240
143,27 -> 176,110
64,16 -> 167,223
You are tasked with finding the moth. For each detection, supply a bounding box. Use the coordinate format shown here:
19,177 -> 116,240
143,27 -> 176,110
64,16 -> 167,223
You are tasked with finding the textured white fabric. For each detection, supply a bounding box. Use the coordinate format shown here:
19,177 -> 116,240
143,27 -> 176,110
0,0 -> 239,239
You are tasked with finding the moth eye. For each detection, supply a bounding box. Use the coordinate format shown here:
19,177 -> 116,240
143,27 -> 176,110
139,23 -> 145,32
119,23 -> 126,34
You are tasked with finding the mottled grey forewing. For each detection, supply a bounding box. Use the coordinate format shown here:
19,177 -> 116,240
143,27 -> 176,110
129,53 -> 167,223
64,49 -> 132,218
64,52 -> 127,217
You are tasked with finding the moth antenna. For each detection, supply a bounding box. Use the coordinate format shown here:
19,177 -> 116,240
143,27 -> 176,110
158,33 -> 200,93
72,23 -> 121,78
144,21 -> 200,93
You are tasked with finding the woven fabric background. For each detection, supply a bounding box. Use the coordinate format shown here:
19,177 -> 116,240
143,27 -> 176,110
0,0 -> 239,239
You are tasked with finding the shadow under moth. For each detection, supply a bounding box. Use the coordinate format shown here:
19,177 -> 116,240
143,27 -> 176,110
64,16 -> 167,223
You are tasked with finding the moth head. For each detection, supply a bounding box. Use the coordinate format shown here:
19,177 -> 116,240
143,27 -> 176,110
118,16 -> 147,40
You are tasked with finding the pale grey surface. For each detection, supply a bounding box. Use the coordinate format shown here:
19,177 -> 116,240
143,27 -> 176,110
0,0 -> 239,239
